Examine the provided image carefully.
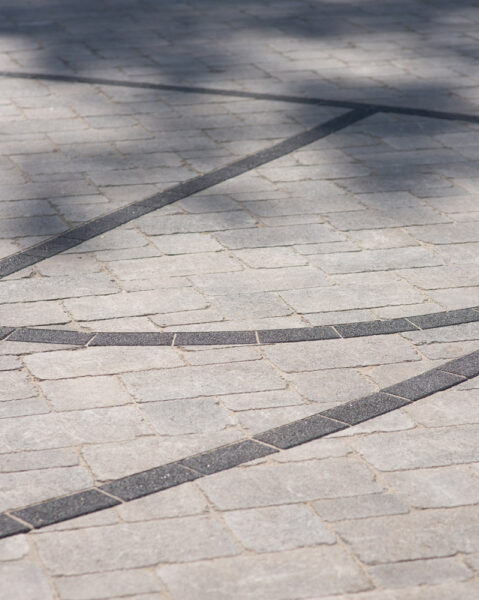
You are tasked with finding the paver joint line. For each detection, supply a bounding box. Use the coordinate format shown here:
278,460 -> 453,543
0,348 -> 477,540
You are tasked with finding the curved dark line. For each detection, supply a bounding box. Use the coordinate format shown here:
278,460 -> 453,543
1,307 -> 478,347
1,69 -> 479,124
2,347 -> 477,538
0,109 -> 370,279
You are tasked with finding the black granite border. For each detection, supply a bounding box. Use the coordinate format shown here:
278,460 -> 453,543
1,307 -> 478,347
1,70 -> 479,124
1,348 -> 476,539
0,108 -> 371,279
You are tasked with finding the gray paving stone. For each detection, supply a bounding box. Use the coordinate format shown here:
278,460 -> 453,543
0,370 -> 38,401
34,516 -> 240,575
214,223 -> 342,249
254,414 -> 347,449
382,369 -> 464,400
116,483 -> 208,522
310,247 -> 443,273
122,361 -> 285,402
198,458 -> 382,509
404,389 -> 479,427
180,439 -> 276,474
312,493 -> 408,522
54,570 -> 163,600
350,426 -> 479,470
158,546 -> 370,600
321,393 -> 409,425
0,449 -> 78,473
13,489 -> 120,528
281,282 -> 425,313
141,398 -> 235,435
0,534 -> 30,560
334,506 -> 479,564
190,266 -> 329,295
0,562 -> 54,599
0,397 -> 49,419
64,288 -> 207,321
263,336 -> 419,372
39,376 -> 132,411
24,346 -> 183,379
0,274 -> 119,304
223,505 -> 336,551
0,466 -> 93,513
368,557 -> 472,589
383,465 -> 479,508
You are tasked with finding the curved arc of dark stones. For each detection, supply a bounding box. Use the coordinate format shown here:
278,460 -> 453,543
1,307 -> 479,347
1,347 -> 478,538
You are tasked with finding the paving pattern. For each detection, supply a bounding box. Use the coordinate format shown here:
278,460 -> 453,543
0,0 -> 479,598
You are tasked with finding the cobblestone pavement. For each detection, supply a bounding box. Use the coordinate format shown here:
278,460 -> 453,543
1,1 -> 479,598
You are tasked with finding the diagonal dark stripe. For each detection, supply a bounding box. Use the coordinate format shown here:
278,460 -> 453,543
1,70 -> 479,124
0,108 -> 372,278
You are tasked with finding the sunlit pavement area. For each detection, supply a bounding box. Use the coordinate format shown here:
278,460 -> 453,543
1,1 -> 479,598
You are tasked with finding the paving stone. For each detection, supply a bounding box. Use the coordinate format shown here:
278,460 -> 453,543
34,516 -> 240,575
0,562 -> 54,599
0,274 -> 119,304
219,389 -> 304,410
39,376 -> 133,411
212,292 -> 291,319
0,370 -> 38,401
0,448 -> 78,473
0,534 -> 30,559
214,223 -> 342,249
13,489 -> 120,529
404,389 -> 479,427
54,569 -> 163,600
0,300 -> 69,327
180,439 -> 276,474
0,466 -> 93,513
382,465 -> 479,508
350,426 -> 479,470
198,457 -> 382,509
24,346 -> 183,379
234,247 -> 307,268
312,493 -> 408,522
122,361 -> 285,402
281,282 -> 425,313
0,397 -> 49,419
141,398 -> 235,435
190,266 -> 329,295
223,505 -> 336,551
322,393 -> 409,425
310,246 -> 443,273
81,430 -> 243,481
157,546 -> 370,600
64,288 -> 207,321
117,483 -> 208,522
181,346 -> 259,366
368,557 -> 472,589
334,506 -> 479,564
263,336 -> 419,372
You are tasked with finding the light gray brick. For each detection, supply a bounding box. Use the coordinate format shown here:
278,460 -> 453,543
117,483 -> 208,522
0,448 -> 78,473
263,336 -> 419,372
198,458 -> 382,510
0,563 -> 54,600
313,493 -> 407,522
158,546 -> 370,600
122,361 -> 285,402
223,505 -> 335,552
234,247 -> 307,268
334,506 -> 479,564
0,274 -> 119,304
281,282 -> 425,313
405,389 -> 479,427
141,398 -> 235,435
190,266 -> 329,295
0,370 -> 37,401
39,376 -> 132,411
369,558 -> 472,589
54,569 -> 163,600
214,224 -> 342,249
0,466 -> 93,512
286,369 -> 377,404
24,347 -> 183,379
383,465 -> 479,508
212,292 -> 291,319
138,212 -> 256,235
350,426 -> 479,470
0,300 -> 69,327
34,516 -> 240,576
150,233 -> 223,254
